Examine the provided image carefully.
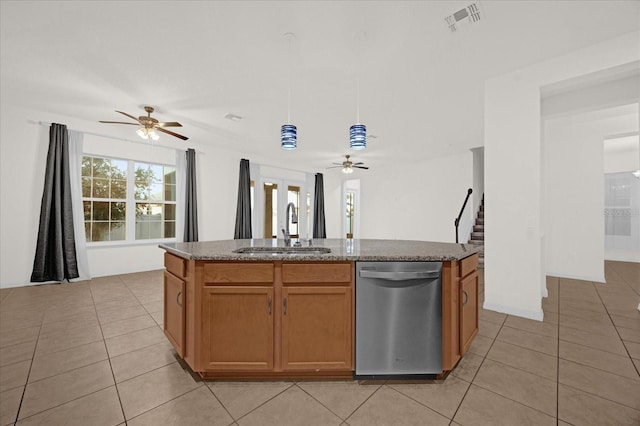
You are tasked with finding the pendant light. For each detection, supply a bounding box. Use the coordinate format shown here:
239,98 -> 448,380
350,32 -> 366,150
281,33 -> 297,150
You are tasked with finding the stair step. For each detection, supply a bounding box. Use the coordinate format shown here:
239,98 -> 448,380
476,218 -> 484,225
477,211 -> 484,219
468,239 -> 484,245
473,225 -> 484,232
471,232 -> 484,240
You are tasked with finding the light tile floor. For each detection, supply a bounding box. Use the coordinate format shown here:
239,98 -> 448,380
0,261 -> 638,425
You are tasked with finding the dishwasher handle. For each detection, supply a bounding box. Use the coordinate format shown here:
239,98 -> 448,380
359,269 -> 440,281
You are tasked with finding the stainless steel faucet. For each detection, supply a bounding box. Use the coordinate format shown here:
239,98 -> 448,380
282,202 -> 298,246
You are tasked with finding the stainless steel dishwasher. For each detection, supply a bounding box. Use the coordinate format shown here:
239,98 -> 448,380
355,261 -> 442,378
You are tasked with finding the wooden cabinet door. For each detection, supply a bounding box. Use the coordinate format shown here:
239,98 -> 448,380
281,287 -> 352,371
164,271 -> 185,357
459,271 -> 479,355
202,286 -> 274,371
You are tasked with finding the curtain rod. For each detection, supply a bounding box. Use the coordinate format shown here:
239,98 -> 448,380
30,120 -> 204,155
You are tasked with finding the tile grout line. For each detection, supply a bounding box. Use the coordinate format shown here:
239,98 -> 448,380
87,278 -> 128,425
10,287 -> 45,426
227,381 -> 296,423
449,278 -> 505,423
592,275 -> 640,379
202,383 -> 236,424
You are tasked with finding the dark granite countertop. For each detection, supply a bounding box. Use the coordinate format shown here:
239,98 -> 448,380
159,239 -> 480,262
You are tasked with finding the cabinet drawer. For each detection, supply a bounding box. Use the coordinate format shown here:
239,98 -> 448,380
459,254 -> 478,278
165,253 -> 186,278
204,263 -> 274,284
282,263 -> 352,285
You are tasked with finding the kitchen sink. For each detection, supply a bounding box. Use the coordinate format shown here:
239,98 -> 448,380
234,246 -> 331,255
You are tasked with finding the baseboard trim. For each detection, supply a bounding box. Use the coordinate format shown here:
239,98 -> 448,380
482,301 -> 544,321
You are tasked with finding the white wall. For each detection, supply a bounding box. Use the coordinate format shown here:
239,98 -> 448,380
484,31 -> 640,320
543,106 -> 638,282
357,151 -> 474,243
1,104 -> 244,287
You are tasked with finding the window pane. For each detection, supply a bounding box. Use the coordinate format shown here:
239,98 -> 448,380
92,158 -> 110,178
85,222 -> 91,242
148,183 -> 163,201
135,220 -> 149,239
164,183 -> 176,201
83,201 -> 91,220
136,202 -> 150,219
165,167 -> 176,184
93,202 -> 109,220
110,202 -> 126,221
165,204 -> 176,220
150,164 -> 163,183
110,159 -> 127,179
149,203 -> 163,219
164,221 -> 175,238
81,157 -> 92,177
110,222 -> 126,240
149,222 -> 162,239
93,178 -> 109,198
110,179 -> 126,199
92,222 -> 109,241
82,177 -> 91,197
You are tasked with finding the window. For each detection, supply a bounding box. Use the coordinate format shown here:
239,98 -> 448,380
82,155 -> 176,243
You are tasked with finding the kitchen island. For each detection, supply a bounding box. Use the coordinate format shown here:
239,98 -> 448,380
160,239 -> 480,380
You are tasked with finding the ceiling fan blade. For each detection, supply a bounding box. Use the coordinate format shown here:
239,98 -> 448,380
353,166 -> 369,169
115,110 -> 141,122
353,162 -> 365,165
99,121 -> 139,125
332,162 -> 343,166
155,121 -> 182,128
156,127 -> 189,140
327,165 -> 343,169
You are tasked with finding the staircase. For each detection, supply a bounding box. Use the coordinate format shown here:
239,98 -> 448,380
469,196 -> 485,267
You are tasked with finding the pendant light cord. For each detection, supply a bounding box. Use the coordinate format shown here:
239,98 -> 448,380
287,35 -> 292,124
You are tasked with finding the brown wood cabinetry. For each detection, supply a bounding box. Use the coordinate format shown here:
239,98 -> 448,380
441,253 -> 479,371
280,262 -> 353,371
201,286 -> 274,371
163,251 -> 477,379
163,253 -> 187,358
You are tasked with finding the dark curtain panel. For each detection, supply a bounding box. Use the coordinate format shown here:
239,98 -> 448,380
313,173 -> 327,238
234,158 -> 252,239
184,148 -> 199,242
31,123 -> 79,282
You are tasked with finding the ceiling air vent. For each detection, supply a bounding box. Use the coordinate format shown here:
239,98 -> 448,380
445,3 -> 482,32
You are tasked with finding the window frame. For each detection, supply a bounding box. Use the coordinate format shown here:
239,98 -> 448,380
82,154 -> 177,247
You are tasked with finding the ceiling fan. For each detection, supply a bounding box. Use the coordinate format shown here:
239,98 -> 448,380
328,155 -> 369,174
99,106 -> 188,141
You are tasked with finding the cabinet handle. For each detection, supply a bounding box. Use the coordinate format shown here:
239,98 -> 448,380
176,291 -> 182,307
462,290 -> 468,306
267,296 -> 272,315
283,296 -> 287,315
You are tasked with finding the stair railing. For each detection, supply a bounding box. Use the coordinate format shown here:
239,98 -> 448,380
454,188 -> 473,243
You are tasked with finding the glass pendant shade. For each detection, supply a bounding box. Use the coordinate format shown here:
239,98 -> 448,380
342,166 -> 354,174
349,124 -> 366,150
281,124 -> 297,150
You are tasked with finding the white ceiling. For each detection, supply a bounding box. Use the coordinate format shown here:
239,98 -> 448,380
2,1 -> 639,172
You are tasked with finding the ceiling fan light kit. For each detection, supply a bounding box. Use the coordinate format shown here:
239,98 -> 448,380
99,106 -> 188,141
